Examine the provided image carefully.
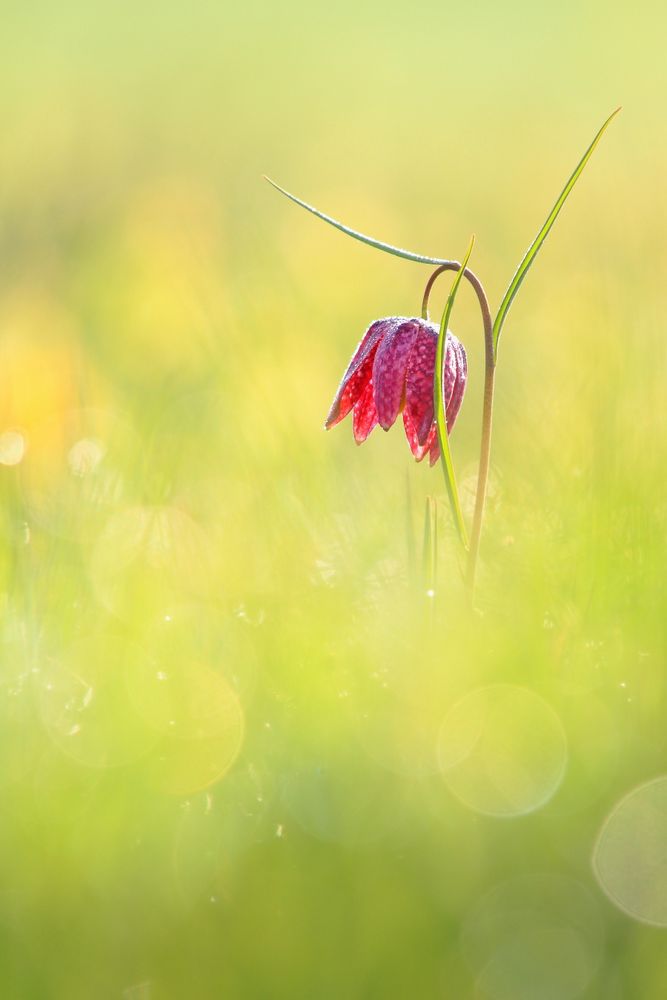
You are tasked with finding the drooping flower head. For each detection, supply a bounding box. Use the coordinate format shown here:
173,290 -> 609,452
325,317 -> 467,465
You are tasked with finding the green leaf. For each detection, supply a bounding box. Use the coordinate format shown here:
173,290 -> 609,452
492,107 -> 620,360
264,176 -> 455,267
435,236 -> 475,550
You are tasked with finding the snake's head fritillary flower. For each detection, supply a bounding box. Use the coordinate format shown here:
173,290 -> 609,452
325,317 -> 467,465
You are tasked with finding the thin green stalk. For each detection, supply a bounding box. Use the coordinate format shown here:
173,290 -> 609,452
405,470 -> 416,583
422,258 -> 495,597
433,237 -> 475,551
465,337 -> 495,597
422,496 -> 434,589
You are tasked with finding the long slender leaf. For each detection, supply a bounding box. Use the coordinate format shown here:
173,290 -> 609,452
492,107 -> 620,360
264,176 -> 456,267
435,236 -> 475,550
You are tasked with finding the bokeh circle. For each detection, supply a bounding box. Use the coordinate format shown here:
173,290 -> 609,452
437,684 -> 567,817
593,775 -> 667,927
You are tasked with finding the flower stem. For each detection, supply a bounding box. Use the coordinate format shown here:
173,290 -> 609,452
465,331 -> 495,599
422,263 -> 496,599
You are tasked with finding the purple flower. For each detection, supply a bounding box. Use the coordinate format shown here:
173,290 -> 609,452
325,317 -> 467,465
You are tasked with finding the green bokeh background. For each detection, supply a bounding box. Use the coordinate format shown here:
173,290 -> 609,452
1,1 -> 666,997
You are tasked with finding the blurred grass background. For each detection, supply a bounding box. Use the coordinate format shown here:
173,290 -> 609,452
1,0 -> 667,997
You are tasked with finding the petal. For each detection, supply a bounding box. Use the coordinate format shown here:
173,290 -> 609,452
445,335 -> 468,432
403,409 -> 436,462
442,332 -> 458,411
423,423 -> 437,454
404,321 -> 437,446
325,353 -> 373,430
402,407 -> 426,460
429,435 -> 440,466
352,378 -> 378,443
372,320 -> 420,430
325,318 -> 402,429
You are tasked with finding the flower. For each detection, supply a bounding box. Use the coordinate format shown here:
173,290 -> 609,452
325,317 -> 467,465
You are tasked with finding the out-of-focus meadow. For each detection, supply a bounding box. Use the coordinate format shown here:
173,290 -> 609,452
1,1 -> 666,996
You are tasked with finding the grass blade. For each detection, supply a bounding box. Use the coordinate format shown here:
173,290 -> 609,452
435,236 -> 475,550
492,107 -> 621,360
422,496 -> 434,588
264,176 -> 457,267
405,470 -> 417,584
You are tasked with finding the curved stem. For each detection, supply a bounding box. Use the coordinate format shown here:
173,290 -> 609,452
421,263 -> 496,599
421,263 -> 492,337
